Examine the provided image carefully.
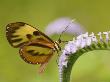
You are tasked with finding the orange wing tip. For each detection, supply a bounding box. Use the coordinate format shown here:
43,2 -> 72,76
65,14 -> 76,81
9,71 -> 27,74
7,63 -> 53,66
38,62 -> 48,74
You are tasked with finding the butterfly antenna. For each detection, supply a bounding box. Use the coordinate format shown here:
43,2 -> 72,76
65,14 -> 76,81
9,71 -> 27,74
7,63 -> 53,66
58,19 -> 75,42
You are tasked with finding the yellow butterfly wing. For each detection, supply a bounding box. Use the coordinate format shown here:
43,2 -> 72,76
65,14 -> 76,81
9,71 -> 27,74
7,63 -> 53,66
6,22 -> 54,48
6,22 -> 58,73
19,39 -> 55,64
19,39 -> 55,73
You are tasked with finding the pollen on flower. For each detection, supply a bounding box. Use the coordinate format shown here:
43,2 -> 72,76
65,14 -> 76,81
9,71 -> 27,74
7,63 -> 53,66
58,31 -> 110,82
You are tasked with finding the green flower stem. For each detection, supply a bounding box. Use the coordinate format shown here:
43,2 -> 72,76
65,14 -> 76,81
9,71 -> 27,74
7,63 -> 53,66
62,53 -> 80,82
61,42 -> 110,82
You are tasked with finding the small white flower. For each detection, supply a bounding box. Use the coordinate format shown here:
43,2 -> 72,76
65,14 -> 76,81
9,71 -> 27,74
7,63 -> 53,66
83,32 -> 88,37
64,41 -> 77,54
89,32 -> 97,42
69,41 -> 78,53
76,34 -> 84,47
97,32 -> 103,41
80,38 -> 87,48
86,37 -> 92,46
83,32 -> 92,46
81,32 -> 88,48
103,32 -> 109,42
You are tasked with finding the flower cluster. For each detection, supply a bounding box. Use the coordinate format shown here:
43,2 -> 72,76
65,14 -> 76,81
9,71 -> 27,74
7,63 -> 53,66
58,31 -> 110,82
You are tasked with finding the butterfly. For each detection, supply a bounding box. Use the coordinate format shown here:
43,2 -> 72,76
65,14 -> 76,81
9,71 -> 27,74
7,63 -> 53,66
6,22 -> 61,73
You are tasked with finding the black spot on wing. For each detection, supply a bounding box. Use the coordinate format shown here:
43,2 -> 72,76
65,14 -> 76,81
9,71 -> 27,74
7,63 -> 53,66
33,31 -> 40,36
32,52 -> 39,56
15,42 -> 26,47
11,38 -> 22,43
11,35 -> 19,38
27,50 -> 47,56
27,50 -> 34,53
28,43 -> 52,48
26,34 -> 32,39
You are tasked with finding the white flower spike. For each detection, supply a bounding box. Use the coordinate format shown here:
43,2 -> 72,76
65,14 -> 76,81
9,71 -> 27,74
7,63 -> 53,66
59,31 -> 110,82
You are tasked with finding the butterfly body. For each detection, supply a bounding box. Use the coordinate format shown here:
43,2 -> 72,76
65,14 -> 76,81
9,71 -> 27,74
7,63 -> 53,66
6,22 -> 61,72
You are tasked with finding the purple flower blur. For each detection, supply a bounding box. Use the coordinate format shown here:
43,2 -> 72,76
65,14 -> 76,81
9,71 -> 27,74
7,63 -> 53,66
45,17 -> 86,36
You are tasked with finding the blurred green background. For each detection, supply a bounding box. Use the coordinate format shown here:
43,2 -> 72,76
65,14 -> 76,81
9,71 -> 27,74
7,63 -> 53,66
0,0 -> 110,82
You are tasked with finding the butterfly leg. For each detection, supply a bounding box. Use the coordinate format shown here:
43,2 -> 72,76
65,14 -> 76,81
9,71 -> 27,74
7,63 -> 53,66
38,62 -> 48,74
38,49 -> 54,73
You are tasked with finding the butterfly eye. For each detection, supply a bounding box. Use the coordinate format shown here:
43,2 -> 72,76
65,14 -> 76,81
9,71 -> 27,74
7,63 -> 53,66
26,34 -> 32,39
33,31 -> 40,36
